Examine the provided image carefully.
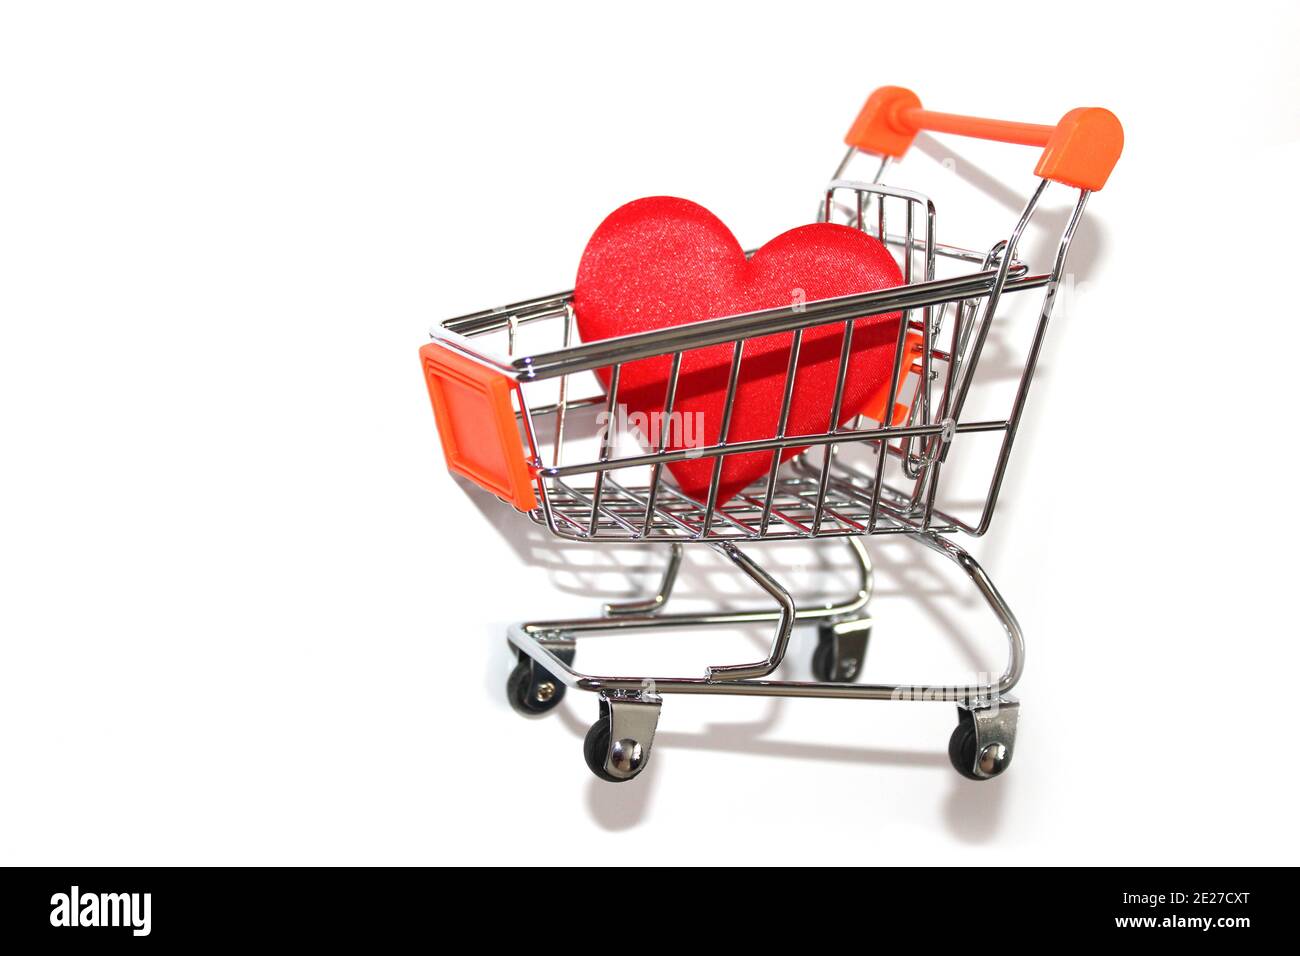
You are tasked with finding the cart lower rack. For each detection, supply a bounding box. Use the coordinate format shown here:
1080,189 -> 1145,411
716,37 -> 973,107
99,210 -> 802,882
420,86 -> 1122,782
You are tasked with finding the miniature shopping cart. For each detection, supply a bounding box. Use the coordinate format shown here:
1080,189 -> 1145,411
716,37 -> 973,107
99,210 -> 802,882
419,86 -> 1122,782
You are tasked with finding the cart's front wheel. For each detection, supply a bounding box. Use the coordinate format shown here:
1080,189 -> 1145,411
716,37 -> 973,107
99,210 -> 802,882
582,720 -> 627,782
948,712 -> 1011,781
506,658 -> 566,716
582,698 -> 658,783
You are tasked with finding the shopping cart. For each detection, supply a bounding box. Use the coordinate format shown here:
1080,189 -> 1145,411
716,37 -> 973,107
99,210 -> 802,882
419,86 -> 1122,782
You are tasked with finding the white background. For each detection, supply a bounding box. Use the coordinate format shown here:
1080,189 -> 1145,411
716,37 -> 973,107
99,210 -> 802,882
3,1 -> 1298,865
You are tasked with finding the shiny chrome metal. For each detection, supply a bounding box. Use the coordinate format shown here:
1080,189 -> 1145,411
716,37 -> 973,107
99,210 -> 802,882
435,131 -> 1105,780
959,698 -> 1019,780
435,266 -> 1042,381
597,691 -> 662,781
948,190 -> 1092,536
602,543 -> 682,617
819,149 -> 889,223
703,542 -> 796,681
506,530 -> 1021,703
587,363 -> 621,536
819,616 -> 872,680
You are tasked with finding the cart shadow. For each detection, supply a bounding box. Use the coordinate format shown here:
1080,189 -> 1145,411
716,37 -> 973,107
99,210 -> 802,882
912,132 -> 1107,277
943,776 -> 1011,844
553,697 -> 1007,840
470,478 -> 995,669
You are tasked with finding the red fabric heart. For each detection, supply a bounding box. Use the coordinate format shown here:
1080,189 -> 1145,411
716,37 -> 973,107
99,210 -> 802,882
573,197 -> 904,506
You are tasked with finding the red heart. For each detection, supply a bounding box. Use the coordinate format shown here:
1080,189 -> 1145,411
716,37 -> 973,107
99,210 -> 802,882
573,197 -> 904,506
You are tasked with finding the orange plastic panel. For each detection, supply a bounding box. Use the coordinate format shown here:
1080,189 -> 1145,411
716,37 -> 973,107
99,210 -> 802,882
863,332 -> 925,426
845,86 -> 1122,191
419,342 -> 537,511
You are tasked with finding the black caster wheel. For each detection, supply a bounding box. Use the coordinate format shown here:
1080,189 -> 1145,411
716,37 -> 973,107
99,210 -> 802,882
582,720 -> 623,782
506,658 -> 566,717
947,711 -> 1010,781
947,718 -> 982,780
811,625 -> 867,682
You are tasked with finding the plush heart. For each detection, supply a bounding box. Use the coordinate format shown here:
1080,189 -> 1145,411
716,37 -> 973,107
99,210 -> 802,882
572,197 -> 904,507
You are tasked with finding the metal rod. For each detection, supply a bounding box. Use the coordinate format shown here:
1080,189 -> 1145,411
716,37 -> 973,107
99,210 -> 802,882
587,364 -> 621,536
479,268 -> 1042,382
543,418 -> 1010,478
702,541 -> 797,681
641,351 -> 683,536
603,543 -> 684,617
759,329 -> 804,535
701,340 -> 745,538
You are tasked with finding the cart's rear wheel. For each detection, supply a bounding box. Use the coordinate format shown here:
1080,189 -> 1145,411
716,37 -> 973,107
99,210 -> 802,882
506,658 -> 566,716
811,625 -> 867,682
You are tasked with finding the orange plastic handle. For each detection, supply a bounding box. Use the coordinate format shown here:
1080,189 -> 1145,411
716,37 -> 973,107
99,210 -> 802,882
845,86 -> 1123,191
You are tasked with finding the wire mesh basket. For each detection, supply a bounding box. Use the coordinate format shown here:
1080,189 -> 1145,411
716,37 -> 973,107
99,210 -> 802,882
419,85 -> 1122,782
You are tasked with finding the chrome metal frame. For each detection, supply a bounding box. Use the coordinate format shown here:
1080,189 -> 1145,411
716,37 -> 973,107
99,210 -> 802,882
431,146 -> 1094,781
507,531 -> 1022,701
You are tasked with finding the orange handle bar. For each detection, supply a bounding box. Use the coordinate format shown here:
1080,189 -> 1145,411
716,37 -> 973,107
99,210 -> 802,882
845,86 -> 1123,191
